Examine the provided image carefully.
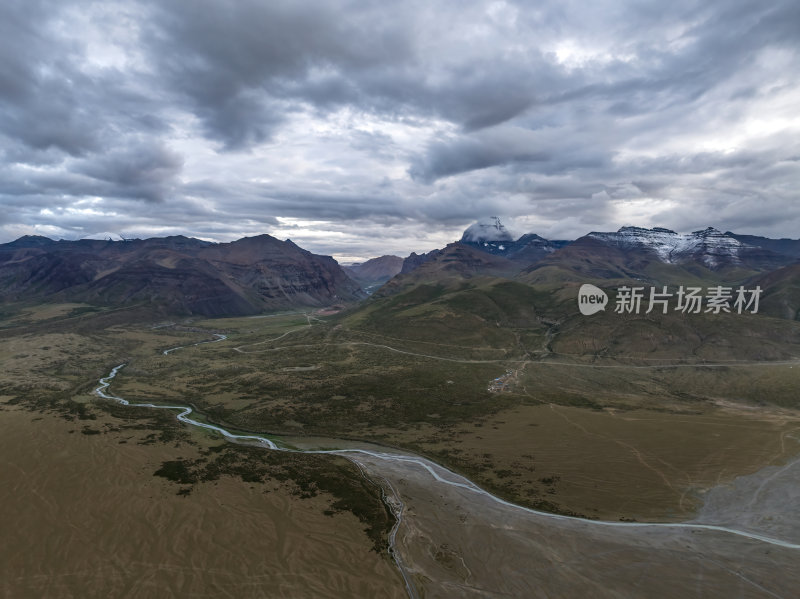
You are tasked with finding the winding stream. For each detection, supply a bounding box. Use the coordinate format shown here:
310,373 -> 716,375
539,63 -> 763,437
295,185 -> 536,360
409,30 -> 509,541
162,333 -> 228,355
93,335 -> 800,598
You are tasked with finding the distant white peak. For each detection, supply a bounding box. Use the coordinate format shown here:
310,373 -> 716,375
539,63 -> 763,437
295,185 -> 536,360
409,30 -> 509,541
589,226 -> 746,264
81,232 -> 125,241
461,217 -> 515,243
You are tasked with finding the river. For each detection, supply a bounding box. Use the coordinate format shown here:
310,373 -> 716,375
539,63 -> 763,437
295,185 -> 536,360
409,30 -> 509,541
94,336 -> 800,598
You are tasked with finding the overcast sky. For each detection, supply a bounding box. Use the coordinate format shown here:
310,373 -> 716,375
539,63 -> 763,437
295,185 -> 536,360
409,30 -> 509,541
1,0 -> 798,260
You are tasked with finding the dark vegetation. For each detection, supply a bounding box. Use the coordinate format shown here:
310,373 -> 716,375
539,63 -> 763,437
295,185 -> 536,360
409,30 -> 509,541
153,445 -> 394,552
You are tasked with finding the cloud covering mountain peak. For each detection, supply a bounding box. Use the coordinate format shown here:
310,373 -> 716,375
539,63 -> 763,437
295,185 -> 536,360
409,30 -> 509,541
460,217 -> 516,243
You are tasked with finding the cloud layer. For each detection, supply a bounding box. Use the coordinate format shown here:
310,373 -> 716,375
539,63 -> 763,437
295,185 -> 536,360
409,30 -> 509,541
1,0 -> 798,259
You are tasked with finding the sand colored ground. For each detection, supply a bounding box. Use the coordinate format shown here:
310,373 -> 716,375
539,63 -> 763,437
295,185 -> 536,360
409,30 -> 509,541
0,407 -> 405,599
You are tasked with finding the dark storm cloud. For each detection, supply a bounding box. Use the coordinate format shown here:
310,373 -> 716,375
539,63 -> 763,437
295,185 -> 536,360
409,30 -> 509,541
0,0 -> 100,156
76,142 -> 183,202
408,127 -> 611,183
0,0 -> 179,206
183,179 -> 408,223
143,0 -> 416,148
0,142 -> 182,205
142,0 -> 567,146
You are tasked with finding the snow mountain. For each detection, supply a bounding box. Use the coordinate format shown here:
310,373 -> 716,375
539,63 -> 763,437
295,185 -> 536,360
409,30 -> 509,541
458,218 -> 570,263
586,226 -> 792,270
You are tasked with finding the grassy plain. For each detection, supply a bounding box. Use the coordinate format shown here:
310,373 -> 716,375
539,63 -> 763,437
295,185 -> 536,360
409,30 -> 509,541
3,299 -> 800,530
99,306 -> 800,522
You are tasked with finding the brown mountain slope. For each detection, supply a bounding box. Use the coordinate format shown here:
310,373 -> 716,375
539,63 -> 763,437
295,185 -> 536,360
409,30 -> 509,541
0,234 -> 364,316
377,243 -> 520,297
748,263 -> 800,321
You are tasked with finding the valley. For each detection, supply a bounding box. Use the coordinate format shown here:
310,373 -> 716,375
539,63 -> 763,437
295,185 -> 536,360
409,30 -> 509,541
2,296 -> 799,596
3,0 -> 799,594
2,222 -> 800,597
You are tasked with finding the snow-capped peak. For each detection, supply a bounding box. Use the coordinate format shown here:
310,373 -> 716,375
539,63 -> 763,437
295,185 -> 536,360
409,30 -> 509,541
81,232 -> 126,241
588,226 -> 749,267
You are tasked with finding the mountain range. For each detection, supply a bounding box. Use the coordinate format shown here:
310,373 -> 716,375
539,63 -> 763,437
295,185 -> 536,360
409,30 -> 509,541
0,234 -> 364,316
342,221 -> 800,368
392,222 -> 798,291
1,220 -> 798,320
